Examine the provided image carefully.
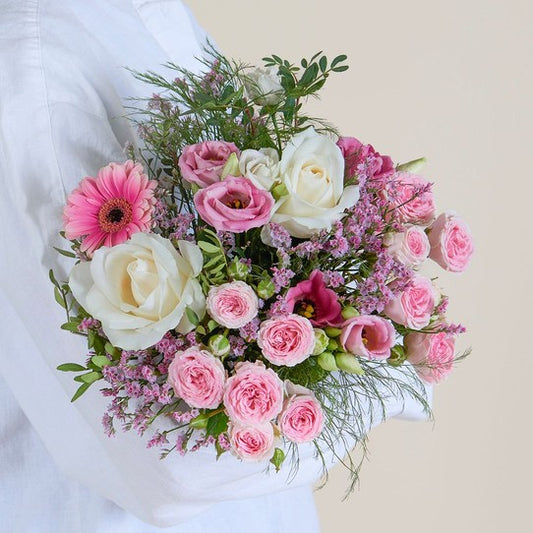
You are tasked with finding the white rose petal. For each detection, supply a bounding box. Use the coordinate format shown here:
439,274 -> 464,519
238,148 -> 280,190
244,66 -> 284,106
69,233 -> 206,350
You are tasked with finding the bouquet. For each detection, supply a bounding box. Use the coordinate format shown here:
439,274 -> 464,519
51,48 -> 473,488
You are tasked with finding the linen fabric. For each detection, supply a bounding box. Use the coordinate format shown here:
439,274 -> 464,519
0,1 -> 431,531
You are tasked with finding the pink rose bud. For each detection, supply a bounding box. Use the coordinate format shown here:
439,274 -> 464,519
340,315 -> 396,360
223,361 -> 284,425
257,314 -> 315,367
178,140 -> 240,188
278,385 -> 324,443
207,281 -> 259,329
384,225 -> 431,267
194,176 -> 274,233
386,172 -> 436,224
384,275 -> 437,330
229,422 -> 276,462
167,346 -> 226,409
428,212 -> 474,273
405,331 -> 455,384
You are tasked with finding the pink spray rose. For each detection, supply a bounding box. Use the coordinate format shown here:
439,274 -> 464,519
278,383 -> 324,443
257,314 -> 315,367
386,172 -> 435,224
223,361 -> 284,425
384,225 -> 431,267
285,270 -> 343,327
178,140 -> 240,188
167,347 -> 226,409
207,281 -> 259,329
337,136 -> 394,180
428,212 -> 474,273
229,422 -> 276,461
405,331 -> 455,384
384,275 -> 436,330
340,315 -> 396,360
194,176 -> 274,232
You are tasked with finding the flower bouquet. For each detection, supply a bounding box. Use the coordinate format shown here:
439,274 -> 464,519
51,49 -> 473,488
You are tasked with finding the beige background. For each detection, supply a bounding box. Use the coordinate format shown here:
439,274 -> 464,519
186,1 -> 532,531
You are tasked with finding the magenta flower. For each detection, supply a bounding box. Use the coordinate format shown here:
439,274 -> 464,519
337,136 -> 394,180
63,160 -> 156,255
339,315 -> 396,360
285,270 -> 343,327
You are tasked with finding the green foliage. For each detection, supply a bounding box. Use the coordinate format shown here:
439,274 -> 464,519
270,447 -> 286,472
277,357 -> 328,387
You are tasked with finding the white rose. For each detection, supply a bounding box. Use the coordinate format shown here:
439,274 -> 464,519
271,127 -> 359,238
244,66 -> 284,106
239,148 -> 280,190
69,233 -> 205,350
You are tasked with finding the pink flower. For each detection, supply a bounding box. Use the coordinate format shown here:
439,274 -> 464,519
63,160 -> 156,255
207,281 -> 259,329
384,275 -> 436,330
387,172 -> 435,224
340,315 -> 396,359
278,384 -> 324,443
167,347 -> 226,409
194,176 -> 274,232
405,331 -> 455,383
178,140 -> 240,188
229,422 -> 275,461
223,361 -> 284,424
337,136 -> 394,180
384,225 -> 431,267
257,314 -> 315,367
428,212 -> 474,273
285,270 -> 343,327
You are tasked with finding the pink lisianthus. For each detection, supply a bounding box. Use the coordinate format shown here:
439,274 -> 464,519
337,136 -> 394,181
63,160 -> 156,255
428,212 -> 474,273
405,331 -> 455,383
194,176 -> 274,232
167,347 -> 226,409
285,270 -> 343,327
278,384 -> 324,443
384,225 -> 431,267
207,281 -> 259,329
229,422 -> 276,461
386,172 -> 435,224
384,275 -> 437,330
223,361 -> 284,425
178,140 -> 240,188
340,315 -> 396,360
257,314 -> 315,367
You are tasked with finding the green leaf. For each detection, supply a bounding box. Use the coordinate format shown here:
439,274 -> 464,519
49,269 -> 59,288
185,307 -> 200,326
61,321 -> 81,333
198,240 -> 221,254
91,355 -> 111,369
332,65 -> 349,73
300,63 -> 319,86
54,286 -> 66,309
77,371 -> 102,384
331,54 -> 348,68
396,157 -> 427,173
270,447 -> 285,472
319,55 -> 328,73
53,246 -> 76,258
57,363 -> 86,372
71,382 -> 91,402
206,411 -> 229,437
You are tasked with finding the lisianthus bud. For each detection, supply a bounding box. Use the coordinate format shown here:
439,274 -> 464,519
228,258 -> 250,281
324,326 -> 342,338
388,345 -> 407,367
271,182 -> 289,200
257,278 -> 276,300
317,351 -> 338,371
327,338 -> 339,351
341,306 -> 359,320
312,329 -> 329,355
335,353 -> 364,374
208,334 -> 231,357
221,153 -> 241,179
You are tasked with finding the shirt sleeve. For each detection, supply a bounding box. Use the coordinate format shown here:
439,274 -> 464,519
0,3 -> 430,528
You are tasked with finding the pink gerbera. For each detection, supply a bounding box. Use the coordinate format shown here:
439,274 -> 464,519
63,160 -> 157,255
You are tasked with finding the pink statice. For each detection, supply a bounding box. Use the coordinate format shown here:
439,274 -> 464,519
147,432 -> 169,449
229,335 -> 247,357
266,295 -> 291,318
266,223 -> 292,249
271,266 -> 296,293
77,317 -> 101,334
239,317 -> 260,342
322,270 -> 345,289
63,160 -> 156,255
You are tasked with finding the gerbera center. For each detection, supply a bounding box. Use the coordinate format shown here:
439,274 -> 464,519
296,300 -> 316,320
98,198 -> 133,233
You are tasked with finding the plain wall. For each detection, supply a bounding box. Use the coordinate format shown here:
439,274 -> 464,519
186,1 -> 532,531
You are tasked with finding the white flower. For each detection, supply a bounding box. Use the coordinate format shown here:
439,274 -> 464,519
271,127 -> 359,238
243,66 -> 284,106
69,233 -> 205,350
238,148 -> 280,190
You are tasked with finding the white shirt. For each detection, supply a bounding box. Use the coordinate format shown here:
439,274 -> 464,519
0,1 -> 430,531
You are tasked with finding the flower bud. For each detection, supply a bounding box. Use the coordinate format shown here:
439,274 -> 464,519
312,328 -> 329,355
388,344 -> 407,367
327,338 -> 339,351
228,258 -> 249,281
271,182 -> 289,200
221,152 -> 241,179
257,278 -> 276,300
341,306 -> 359,320
335,353 -> 364,374
208,334 -> 231,357
324,326 -> 342,338
317,351 -> 338,372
